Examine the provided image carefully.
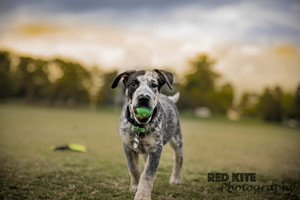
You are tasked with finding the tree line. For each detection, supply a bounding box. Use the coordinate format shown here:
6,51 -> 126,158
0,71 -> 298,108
0,51 -> 299,123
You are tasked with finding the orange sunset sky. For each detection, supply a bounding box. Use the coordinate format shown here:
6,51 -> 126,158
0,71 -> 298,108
0,0 -> 300,95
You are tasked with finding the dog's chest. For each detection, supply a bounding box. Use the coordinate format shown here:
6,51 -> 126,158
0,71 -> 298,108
121,127 -> 159,153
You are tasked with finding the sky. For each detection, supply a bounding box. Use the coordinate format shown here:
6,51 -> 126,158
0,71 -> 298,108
0,0 -> 300,95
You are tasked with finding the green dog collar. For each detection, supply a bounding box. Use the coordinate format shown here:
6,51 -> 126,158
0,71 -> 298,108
131,125 -> 145,133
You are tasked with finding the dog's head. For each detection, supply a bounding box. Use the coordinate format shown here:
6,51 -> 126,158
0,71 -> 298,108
111,69 -> 173,124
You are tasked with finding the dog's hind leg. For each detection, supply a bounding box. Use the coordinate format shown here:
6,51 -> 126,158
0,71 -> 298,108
169,133 -> 183,184
123,144 -> 141,192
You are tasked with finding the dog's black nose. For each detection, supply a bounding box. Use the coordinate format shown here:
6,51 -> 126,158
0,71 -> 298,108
138,95 -> 150,104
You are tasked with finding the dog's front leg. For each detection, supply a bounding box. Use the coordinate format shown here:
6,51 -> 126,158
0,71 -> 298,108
123,143 -> 141,192
134,145 -> 162,200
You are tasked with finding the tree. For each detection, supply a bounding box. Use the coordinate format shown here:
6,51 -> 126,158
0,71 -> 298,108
293,84 -> 300,120
258,86 -> 283,122
214,83 -> 234,113
0,51 -> 13,98
87,66 -> 102,111
98,70 -> 119,106
50,59 -> 91,105
281,92 -> 295,119
178,54 -> 234,113
239,92 -> 260,117
14,56 -> 50,102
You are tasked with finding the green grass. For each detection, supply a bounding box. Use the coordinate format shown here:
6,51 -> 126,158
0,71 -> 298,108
0,103 -> 299,200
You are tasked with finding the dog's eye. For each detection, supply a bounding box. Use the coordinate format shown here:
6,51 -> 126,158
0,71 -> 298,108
130,81 -> 137,87
151,82 -> 158,88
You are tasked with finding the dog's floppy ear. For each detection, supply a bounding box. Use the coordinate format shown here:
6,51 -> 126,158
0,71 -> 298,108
154,69 -> 173,90
111,70 -> 136,89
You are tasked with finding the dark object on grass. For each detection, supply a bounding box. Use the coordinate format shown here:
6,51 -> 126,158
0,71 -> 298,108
50,143 -> 88,153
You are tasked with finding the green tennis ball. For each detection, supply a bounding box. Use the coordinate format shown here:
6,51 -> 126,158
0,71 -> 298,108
135,107 -> 152,119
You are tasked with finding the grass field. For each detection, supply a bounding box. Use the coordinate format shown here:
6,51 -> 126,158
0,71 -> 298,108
0,103 -> 299,200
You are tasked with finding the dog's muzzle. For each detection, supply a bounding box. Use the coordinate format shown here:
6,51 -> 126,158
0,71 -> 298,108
137,95 -> 150,107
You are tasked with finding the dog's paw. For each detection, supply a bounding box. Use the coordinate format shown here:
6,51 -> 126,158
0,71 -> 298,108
134,190 -> 151,200
169,176 -> 182,185
129,184 -> 138,193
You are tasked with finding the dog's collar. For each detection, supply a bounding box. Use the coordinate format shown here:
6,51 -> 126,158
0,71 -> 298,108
125,106 -> 157,133
131,125 -> 145,133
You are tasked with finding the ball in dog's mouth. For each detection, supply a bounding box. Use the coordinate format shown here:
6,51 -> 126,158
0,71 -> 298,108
133,106 -> 153,120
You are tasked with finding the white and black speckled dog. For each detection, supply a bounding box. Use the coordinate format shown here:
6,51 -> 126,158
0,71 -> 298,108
111,69 -> 183,200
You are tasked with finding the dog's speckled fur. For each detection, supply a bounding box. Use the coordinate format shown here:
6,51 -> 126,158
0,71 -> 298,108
112,69 -> 183,200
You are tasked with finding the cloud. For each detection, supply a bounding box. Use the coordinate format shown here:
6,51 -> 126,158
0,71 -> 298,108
214,45 -> 300,94
2,0 -> 300,44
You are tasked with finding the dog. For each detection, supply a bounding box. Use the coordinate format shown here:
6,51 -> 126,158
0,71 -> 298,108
111,69 -> 183,200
